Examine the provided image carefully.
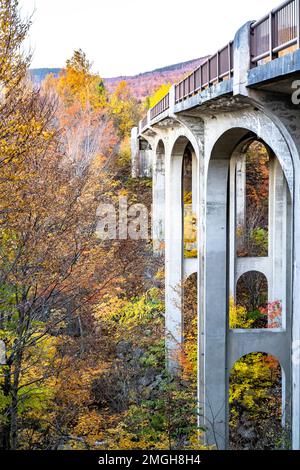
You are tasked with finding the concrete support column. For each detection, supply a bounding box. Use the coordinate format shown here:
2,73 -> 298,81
131,127 -> 139,178
192,151 -> 198,216
203,160 -> 229,450
139,140 -> 153,178
165,148 -> 183,369
269,159 -> 287,328
152,142 -> 166,255
229,156 -> 238,299
235,155 -> 246,246
292,168 -> 300,449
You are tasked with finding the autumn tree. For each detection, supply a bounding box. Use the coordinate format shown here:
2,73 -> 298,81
55,49 -> 106,109
0,0 -> 52,167
108,80 -> 141,138
43,50 -> 119,176
0,90 -> 100,448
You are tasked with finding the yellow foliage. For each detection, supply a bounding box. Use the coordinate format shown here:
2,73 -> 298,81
147,83 -> 171,109
118,136 -> 131,167
109,81 -> 141,137
54,49 -> 106,109
229,352 -> 281,428
72,410 -> 106,447
229,297 -> 255,329
184,208 -> 197,257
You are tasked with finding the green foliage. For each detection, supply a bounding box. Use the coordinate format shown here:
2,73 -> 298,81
105,377 -> 202,450
0,379 -> 10,423
230,353 -> 274,419
250,227 -> 268,255
139,340 -> 165,368
96,288 -> 164,332
0,323 -> 59,444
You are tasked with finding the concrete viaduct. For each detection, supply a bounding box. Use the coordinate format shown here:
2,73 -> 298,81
131,0 -> 300,450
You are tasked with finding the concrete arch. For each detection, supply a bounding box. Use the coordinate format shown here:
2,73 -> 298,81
235,263 -> 271,283
184,262 -> 198,279
168,127 -> 201,163
235,270 -> 268,319
204,111 -> 294,196
155,138 -> 165,155
253,101 -> 300,182
228,340 -> 289,372
155,138 -> 164,151
134,135 -> 153,178
153,139 -> 165,167
139,135 -> 153,152
236,269 -> 268,285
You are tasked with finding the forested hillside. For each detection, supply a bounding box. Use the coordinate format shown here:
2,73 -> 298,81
103,56 -> 209,101
30,56 -> 208,102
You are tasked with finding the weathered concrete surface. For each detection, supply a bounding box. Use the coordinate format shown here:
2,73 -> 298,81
233,22 -> 253,96
248,49 -> 300,88
174,79 -> 233,115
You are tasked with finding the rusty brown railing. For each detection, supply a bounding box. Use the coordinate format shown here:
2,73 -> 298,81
251,0 -> 299,65
175,42 -> 234,103
150,93 -> 170,120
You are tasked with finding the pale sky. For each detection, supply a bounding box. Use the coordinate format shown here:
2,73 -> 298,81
21,0 -> 278,77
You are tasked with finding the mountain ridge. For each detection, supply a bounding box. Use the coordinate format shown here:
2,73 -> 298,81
30,55 -> 210,101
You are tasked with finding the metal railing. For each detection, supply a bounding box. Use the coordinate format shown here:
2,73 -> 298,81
251,0 -> 299,65
175,42 -> 234,103
150,93 -> 170,120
